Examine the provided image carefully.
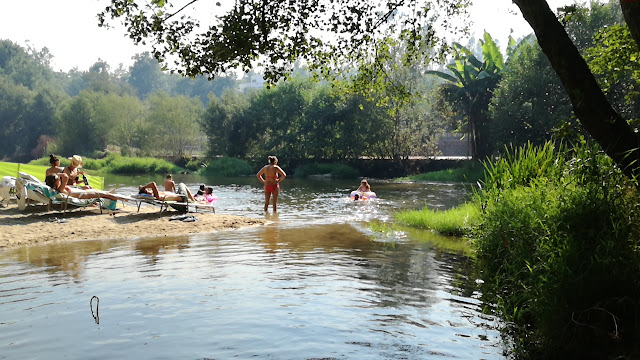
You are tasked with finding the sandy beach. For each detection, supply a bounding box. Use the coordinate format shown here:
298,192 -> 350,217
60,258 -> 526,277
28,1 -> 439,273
0,202 -> 268,249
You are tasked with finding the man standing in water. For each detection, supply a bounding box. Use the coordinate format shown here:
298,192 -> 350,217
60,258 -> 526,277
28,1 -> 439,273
256,156 -> 286,212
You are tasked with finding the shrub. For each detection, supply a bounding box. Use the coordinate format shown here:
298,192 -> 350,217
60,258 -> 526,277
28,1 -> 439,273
294,162 -> 359,179
398,161 -> 485,183
185,158 -> 204,171
29,154 -> 181,174
105,156 -> 179,174
199,157 -> 253,177
474,141 -> 640,358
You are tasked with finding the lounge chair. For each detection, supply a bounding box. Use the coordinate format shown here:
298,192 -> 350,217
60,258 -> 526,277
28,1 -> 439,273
0,176 -> 16,206
15,177 -> 111,214
132,193 -> 215,213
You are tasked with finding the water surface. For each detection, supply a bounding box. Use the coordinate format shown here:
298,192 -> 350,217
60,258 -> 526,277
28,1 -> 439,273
0,178 -> 503,359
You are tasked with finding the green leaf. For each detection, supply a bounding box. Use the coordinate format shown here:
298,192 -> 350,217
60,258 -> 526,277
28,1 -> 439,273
425,70 -> 458,84
482,32 -> 504,72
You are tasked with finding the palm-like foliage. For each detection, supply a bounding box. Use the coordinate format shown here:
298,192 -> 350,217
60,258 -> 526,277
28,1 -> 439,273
428,32 -> 532,159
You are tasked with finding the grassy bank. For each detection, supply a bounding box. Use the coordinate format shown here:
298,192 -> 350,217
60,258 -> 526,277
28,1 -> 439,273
396,141 -> 640,359
31,155 -> 258,177
31,154 -> 181,174
197,157 -> 254,177
293,162 -> 360,178
395,202 -> 480,236
369,221 -> 475,256
397,161 -> 484,183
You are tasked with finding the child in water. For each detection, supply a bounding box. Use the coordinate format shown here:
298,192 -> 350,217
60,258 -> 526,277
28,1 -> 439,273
353,179 -> 371,200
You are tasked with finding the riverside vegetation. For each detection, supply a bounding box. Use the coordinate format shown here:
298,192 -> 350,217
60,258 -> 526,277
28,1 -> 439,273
29,155 -> 361,179
29,154 -> 255,177
396,141 -> 640,359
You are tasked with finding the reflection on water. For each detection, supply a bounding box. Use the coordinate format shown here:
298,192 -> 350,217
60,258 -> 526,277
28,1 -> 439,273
104,176 -> 471,224
0,179 -> 503,359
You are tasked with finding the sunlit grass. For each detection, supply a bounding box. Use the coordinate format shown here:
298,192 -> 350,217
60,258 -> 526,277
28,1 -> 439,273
198,157 -> 253,177
397,162 -> 484,183
293,162 -> 359,178
395,202 -> 480,236
30,154 -> 180,174
369,220 -> 474,255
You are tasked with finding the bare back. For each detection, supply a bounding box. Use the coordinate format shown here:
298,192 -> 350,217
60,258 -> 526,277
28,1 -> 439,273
163,179 -> 176,192
46,166 -> 63,176
258,164 -> 286,185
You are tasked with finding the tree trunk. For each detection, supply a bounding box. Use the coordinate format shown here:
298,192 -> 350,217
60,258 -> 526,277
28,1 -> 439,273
513,0 -> 640,179
620,0 -> 640,47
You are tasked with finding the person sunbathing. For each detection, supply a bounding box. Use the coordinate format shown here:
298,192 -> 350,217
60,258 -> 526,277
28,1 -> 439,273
138,181 -> 196,202
45,173 -> 122,201
195,186 -> 217,203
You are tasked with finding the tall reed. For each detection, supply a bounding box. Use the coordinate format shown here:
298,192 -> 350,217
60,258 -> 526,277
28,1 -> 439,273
474,141 -> 640,358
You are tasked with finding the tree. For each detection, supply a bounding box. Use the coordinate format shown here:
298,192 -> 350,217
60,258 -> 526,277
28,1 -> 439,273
92,92 -> 146,153
349,35 -> 444,159
98,0 -> 469,81
489,42 -> 573,149
427,32 -> 515,159
128,52 -> 165,99
0,40 -> 54,90
169,73 -> 237,106
0,76 -> 33,159
585,24 -> 640,126
487,2 -> 625,151
99,0 -> 640,178
512,0 -> 640,178
143,92 -> 203,159
54,91 -> 102,156
200,89 -> 251,157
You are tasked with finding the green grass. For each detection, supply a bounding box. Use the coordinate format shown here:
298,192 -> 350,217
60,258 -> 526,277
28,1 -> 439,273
395,202 -> 481,236
198,157 -> 253,177
397,162 -> 484,183
473,141 -> 640,358
369,220 -> 474,255
30,154 -> 182,174
293,162 -> 359,178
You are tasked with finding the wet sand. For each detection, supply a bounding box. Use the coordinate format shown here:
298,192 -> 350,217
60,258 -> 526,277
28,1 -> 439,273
0,202 -> 268,249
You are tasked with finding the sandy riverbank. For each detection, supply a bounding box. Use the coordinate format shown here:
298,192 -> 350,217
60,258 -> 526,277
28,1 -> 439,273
0,202 -> 268,249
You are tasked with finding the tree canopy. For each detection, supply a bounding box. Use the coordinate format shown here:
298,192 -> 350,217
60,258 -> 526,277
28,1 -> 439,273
99,0 -> 640,179
98,0 -> 470,82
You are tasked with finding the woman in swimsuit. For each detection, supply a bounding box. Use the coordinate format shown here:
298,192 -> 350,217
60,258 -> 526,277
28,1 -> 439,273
63,155 -> 91,188
357,179 -> 371,193
46,154 -> 64,176
256,155 -> 287,212
45,173 -> 121,201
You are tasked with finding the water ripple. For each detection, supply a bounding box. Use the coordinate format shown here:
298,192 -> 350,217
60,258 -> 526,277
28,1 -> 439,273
0,180 -> 503,359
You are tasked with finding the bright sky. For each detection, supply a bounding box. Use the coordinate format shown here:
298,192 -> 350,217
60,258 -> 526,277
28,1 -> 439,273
0,0 -> 575,73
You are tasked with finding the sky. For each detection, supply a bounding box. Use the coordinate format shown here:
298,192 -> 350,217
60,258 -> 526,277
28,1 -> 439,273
0,0 -> 575,73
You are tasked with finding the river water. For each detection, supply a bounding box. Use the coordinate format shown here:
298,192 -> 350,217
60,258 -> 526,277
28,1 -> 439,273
0,176 -> 504,359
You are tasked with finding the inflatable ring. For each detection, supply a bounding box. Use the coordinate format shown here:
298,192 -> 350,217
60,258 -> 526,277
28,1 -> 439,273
350,190 -> 376,200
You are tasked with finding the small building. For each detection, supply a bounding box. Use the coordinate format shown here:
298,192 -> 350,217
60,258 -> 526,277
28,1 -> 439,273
435,132 -> 471,158
238,75 -> 265,91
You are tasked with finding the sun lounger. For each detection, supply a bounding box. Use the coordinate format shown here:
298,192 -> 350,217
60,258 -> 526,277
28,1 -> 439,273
132,193 -> 215,213
15,177 -> 102,214
0,176 -> 16,206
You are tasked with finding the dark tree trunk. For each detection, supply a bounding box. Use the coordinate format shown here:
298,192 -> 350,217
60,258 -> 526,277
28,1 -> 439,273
620,1 -> 640,47
513,0 -> 640,179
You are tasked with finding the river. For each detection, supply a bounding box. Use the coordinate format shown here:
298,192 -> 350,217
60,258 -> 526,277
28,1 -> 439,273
0,176 -> 505,359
